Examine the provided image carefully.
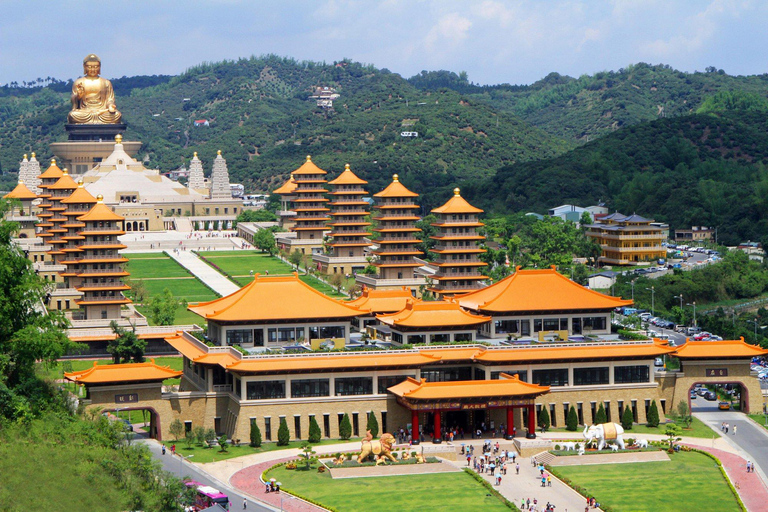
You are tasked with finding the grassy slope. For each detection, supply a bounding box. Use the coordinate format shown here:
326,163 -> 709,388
172,438 -> 361,463
265,464 -> 511,512
554,451 -> 740,512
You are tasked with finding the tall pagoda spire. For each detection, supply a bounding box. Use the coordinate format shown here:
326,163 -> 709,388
326,164 -> 370,258
24,153 -> 42,193
209,150 -> 231,199
188,151 -> 205,191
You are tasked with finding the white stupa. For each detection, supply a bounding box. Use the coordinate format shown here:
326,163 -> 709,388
188,152 -> 206,192
209,150 -> 232,200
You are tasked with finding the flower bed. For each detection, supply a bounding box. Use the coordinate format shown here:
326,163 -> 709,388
322,456 -> 440,468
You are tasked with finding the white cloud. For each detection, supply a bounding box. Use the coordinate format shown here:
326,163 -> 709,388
424,12 -> 473,51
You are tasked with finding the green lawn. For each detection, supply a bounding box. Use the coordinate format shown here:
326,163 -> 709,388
171,438 -> 362,463
550,417 -> 719,439
126,256 -> 193,279
554,451 -> 740,512
264,464 -> 511,512
121,252 -> 167,259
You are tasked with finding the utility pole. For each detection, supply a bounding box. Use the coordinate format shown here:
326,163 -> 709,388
646,286 -> 655,316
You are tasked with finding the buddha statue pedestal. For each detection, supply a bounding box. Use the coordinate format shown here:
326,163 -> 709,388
65,122 -> 127,142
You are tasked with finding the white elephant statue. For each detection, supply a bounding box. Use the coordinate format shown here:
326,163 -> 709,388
583,422 -> 626,450
561,441 -> 576,451
636,439 -> 648,448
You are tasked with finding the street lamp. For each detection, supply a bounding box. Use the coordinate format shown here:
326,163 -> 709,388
646,286 -> 655,316
687,302 -> 697,327
673,294 -> 683,310
180,454 -> 194,476
631,279 -> 636,302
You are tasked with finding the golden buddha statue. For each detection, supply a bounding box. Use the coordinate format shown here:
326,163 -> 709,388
68,54 -> 122,124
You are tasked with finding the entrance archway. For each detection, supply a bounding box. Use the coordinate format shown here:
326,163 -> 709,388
688,381 -> 750,413
103,406 -> 164,441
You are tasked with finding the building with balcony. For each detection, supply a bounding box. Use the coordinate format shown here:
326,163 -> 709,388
3,179 -> 39,238
272,174 -> 298,230
674,226 -> 714,243
585,213 -> 666,266
356,174 -> 426,292
427,188 -> 487,297
277,156 -> 329,256
313,164 -> 372,275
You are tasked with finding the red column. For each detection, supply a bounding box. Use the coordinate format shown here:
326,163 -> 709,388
506,407 -> 515,438
527,404 -> 536,438
411,410 -> 419,443
433,409 -> 441,441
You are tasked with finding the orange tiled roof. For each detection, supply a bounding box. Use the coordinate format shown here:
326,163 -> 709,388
377,300 -> 490,329
61,183 -> 98,204
329,164 -> 368,186
431,188 -> 483,215
673,338 -> 768,359
388,373 -> 549,401
373,174 -> 419,198
47,172 -> 79,190
457,266 -> 632,313
473,341 -> 675,363
4,180 -> 37,200
345,286 -> 417,314
228,352 -> 441,373
77,197 -> 125,222
64,359 -> 182,384
292,155 -> 327,176
37,160 -> 64,180
188,273 -> 361,322
273,176 -> 298,195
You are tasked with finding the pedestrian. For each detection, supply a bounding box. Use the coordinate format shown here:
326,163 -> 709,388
171,443 -> 176,455
547,474 -> 552,487
516,463 -> 520,474
747,460 -> 751,472
512,452 -> 517,463
243,498 -> 247,509
541,476 -> 546,487
521,498 -> 526,510
162,444 -> 166,455
725,423 -> 729,434
734,425 -> 737,435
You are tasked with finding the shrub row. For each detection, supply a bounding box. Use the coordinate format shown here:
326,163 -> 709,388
462,468 -> 520,510
686,448 -> 747,512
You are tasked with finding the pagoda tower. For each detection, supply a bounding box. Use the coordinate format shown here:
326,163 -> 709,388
70,195 -> 131,320
356,174 -> 426,292
272,173 -> 298,230
188,152 -> 205,191
428,188 -> 488,296
2,180 -> 38,238
45,170 -> 79,264
209,150 -> 232,200
313,163 -> 371,275
35,159 -> 64,242
285,156 -> 329,254
21,153 -> 42,193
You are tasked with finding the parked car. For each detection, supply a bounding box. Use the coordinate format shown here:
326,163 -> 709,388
719,402 -> 731,410
675,325 -> 687,333
687,326 -> 702,336
705,391 -> 717,401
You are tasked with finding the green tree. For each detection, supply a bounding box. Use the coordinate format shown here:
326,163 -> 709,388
250,420 -> 262,447
217,434 -> 228,452
169,418 -> 184,441
308,415 -> 322,443
594,402 -> 607,425
300,443 -> 316,469
252,228 -> 277,255
366,411 -> 379,438
673,400 -> 693,428
329,272 -> 345,293
288,250 -> 302,270
277,417 -> 290,446
537,406 -> 550,432
646,400 -> 660,427
235,209 -> 277,226
146,288 -> 186,326
416,214 -> 438,258
339,413 -> 352,440
565,405 -> 579,431
193,426 -> 206,446
664,424 -> 683,452
107,321 -> 147,363
621,405 -> 634,430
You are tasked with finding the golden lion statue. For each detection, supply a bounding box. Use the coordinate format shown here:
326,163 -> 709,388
333,454 -> 346,465
358,431 -> 397,464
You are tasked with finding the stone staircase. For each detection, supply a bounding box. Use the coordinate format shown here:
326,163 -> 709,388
174,217 -> 194,232
532,450 -> 557,466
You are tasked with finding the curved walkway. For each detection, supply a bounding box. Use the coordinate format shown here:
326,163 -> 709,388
167,249 -> 240,296
230,456 -> 326,512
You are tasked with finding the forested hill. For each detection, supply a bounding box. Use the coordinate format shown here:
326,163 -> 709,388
0,56 -> 571,208
409,63 -> 768,144
461,110 -> 768,247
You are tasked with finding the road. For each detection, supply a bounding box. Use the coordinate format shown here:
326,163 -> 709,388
137,437 -> 276,511
692,399 -> 768,483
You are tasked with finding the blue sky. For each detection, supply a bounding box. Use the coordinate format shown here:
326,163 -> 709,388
1,0 -> 766,85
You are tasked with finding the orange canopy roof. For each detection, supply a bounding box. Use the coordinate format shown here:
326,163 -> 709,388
377,300 -> 490,329
474,340 -> 675,363
374,174 -> 419,198
346,287 -> 417,315
229,351 -> 440,373
37,160 -> 63,180
329,164 -> 368,186
673,338 -> 768,359
273,176 -> 298,195
431,188 -> 483,215
292,155 -> 327,175
78,197 -> 125,222
457,266 -> 632,313
4,180 -> 37,200
388,373 -> 549,401
188,273 -> 361,322
64,360 -> 182,384
47,172 -> 79,190
61,183 -> 98,204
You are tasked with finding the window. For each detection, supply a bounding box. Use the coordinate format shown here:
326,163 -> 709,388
618,401 -> 624,418
614,365 -> 650,384
377,375 -> 412,394
421,367 -> 472,382
184,421 -> 192,433
631,400 -> 638,422
550,404 -> 557,427
543,318 -> 559,331
490,370 -> 527,381
309,326 -> 346,339
214,417 -> 221,435
590,402 -> 597,423
562,403 -> 569,423
474,367 -> 486,381
408,334 -> 426,344
246,380 -> 286,400
268,327 -> 303,343
381,411 -> 387,433
645,399 -> 651,419
573,367 -> 609,386
577,403 -> 583,425
582,316 -> 607,331
338,413 -> 344,432
660,399 -> 666,414
291,379 -> 329,398
352,413 -> 359,437
604,401 -> 612,422
532,368 -> 569,387
294,416 -> 301,439
323,414 -> 331,438
264,417 -> 272,440
335,377 -> 373,396
226,329 -> 253,345
533,319 -> 542,332
431,333 -> 449,343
